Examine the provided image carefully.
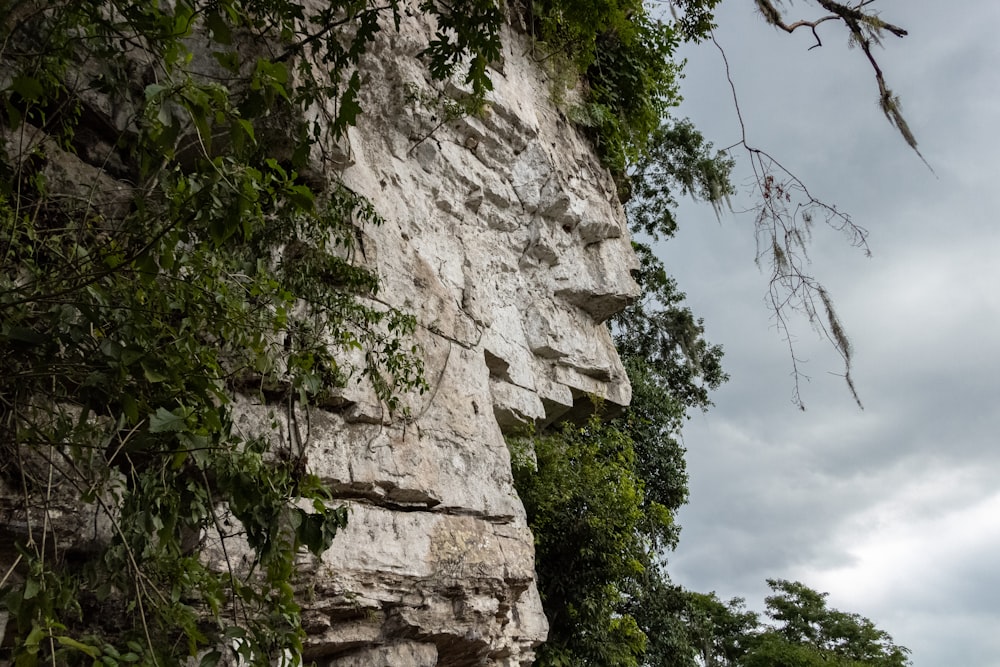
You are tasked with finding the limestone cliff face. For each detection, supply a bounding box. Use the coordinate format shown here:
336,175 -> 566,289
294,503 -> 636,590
283,15 -> 640,664
0,9 -> 639,666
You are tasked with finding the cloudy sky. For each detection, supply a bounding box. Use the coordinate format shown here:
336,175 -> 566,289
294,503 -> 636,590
655,1 -> 1000,665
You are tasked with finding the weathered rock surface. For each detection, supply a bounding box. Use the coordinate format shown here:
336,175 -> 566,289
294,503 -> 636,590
283,13 -> 639,664
0,8 -> 639,666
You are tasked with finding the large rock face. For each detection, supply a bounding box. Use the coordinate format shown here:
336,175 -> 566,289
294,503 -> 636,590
285,15 -> 640,664
0,10 -> 639,666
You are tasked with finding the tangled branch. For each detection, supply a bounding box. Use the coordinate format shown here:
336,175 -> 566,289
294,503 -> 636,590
713,32 -> 866,409
755,0 -> 928,167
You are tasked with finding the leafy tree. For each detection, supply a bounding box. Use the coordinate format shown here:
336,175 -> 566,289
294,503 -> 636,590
747,579 -> 912,667
529,0 -> 723,177
627,119 -> 734,240
685,591 -> 762,667
647,580 -> 912,667
511,416 -> 653,667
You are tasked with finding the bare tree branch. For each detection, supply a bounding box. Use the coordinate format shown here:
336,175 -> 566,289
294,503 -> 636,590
712,32 -> 866,409
754,0 -> 929,167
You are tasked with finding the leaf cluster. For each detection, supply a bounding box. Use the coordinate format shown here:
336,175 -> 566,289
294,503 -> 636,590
529,0 -> 722,179
634,579 -> 911,667
749,579 -> 912,667
627,119 -> 734,240
511,416 -> 653,667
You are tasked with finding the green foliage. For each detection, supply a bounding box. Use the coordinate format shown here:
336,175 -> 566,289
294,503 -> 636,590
638,580 -> 912,667
685,591 -> 761,667
529,0 -> 725,177
614,242 -> 727,413
625,577 -> 699,667
578,13 -> 682,175
511,417 -> 654,667
627,119 -> 735,240
620,358 -> 689,552
665,0 -> 724,42
0,0 -> 502,662
752,579 -> 912,667
420,0 -> 504,102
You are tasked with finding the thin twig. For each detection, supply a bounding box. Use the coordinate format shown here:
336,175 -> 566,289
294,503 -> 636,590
711,32 -> 866,409
0,554 -> 24,590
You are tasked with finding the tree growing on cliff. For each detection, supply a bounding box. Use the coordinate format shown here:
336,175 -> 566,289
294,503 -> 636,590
512,416 -> 652,666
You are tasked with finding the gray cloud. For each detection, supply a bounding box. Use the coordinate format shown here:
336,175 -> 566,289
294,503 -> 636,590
653,2 -> 1000,665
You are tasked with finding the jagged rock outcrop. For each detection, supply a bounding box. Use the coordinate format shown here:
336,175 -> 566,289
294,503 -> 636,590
282,14 -> 639,664
0,8 -> 639,665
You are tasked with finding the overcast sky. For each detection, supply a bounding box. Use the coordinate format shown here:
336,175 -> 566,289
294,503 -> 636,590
657,2 -> 1000,666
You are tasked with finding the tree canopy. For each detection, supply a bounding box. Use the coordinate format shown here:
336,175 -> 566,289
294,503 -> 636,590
686,580 -> 912,667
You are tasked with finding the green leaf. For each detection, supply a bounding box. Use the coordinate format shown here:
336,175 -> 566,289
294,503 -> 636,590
55,636 -> 101,659
171,449 -> 188,469
291,138 -> 310,169
22,577 -> 40,600
4,98 -> 23,128
199,651 -> 222,667
135,251 -> 158,276
100,338 -> 123,360
144,83 -> 166,100
205,11 -> 233,44
212,50 -> 240,73
121,348 -> 143,365
24,622 -> 45,648
287,184 -> 315,212
333,72 -> 363,136
141,360 -> 168,383
231,117 -> 255,151
122,395 -> 139,423
11,76 -> 44,102
149,407 -> 187,433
